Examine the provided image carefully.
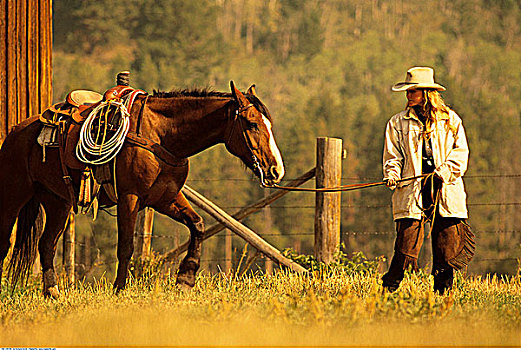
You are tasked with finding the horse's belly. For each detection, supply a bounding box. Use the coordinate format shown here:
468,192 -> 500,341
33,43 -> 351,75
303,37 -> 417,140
115,145 -> 189,207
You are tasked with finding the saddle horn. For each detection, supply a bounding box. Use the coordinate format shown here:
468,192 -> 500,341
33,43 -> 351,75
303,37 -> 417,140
117,71 -> 130,86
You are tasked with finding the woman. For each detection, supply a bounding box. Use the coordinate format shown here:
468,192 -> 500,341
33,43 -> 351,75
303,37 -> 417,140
382,66 -> 475,294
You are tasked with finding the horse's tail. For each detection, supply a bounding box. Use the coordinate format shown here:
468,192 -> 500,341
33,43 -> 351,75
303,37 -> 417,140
7,196 -> 44,288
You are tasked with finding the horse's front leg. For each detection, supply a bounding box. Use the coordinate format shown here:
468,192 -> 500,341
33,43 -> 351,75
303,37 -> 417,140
114,193 -> 140,292
155,192 -> 204,289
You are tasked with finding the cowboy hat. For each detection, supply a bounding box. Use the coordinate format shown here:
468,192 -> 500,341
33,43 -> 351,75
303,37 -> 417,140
392,66 -> 446,91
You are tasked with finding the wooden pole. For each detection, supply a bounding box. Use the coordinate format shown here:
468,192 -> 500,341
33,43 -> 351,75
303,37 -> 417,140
79,234 -> 91,280
6,0 -> 17,134
264,254 -> 273,274
84,235 -> 91,269
181,185 -> 308,274
314,137 -> 342,263
16,0 -> 27,124
162,167 -> 316,262
63,212 -> 75,284
0,0 -> 8,142
224,229 -> 232,273
0,0 -> 52,144
26,0 -> 38,119
38,0 -> 52,112
263,187 -> 274,274
134,207 -> 154,258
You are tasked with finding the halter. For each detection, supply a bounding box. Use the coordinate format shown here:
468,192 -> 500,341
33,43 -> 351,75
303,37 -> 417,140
229,102 -> 271,187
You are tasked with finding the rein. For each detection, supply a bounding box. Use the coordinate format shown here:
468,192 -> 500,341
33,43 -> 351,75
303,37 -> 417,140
262,174 -> 430,192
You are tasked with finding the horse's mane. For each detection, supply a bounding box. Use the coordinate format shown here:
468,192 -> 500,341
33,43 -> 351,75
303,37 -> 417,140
153,88 -> 272,120
153,88 -> 231,98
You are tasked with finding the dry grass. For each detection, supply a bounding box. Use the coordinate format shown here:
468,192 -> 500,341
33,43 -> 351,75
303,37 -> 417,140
1,268 -> 520,347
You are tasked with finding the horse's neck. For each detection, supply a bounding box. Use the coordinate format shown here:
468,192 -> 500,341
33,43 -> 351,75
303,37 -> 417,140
142,97 -> 232,158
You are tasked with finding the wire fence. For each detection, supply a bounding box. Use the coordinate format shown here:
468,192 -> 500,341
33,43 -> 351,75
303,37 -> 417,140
65,173 -> 521,277
136,229 -> 521,239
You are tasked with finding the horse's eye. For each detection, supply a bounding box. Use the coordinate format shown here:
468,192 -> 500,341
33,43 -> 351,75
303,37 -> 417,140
248,122 -> 259,131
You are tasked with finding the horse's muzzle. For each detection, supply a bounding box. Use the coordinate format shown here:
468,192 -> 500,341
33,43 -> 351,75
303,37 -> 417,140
262,165 -> 283,186
269,166 -> 280,181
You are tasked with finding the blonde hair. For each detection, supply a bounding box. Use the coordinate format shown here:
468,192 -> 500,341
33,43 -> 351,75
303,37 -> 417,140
413,89 -> 453,136
423,90 -> 450,119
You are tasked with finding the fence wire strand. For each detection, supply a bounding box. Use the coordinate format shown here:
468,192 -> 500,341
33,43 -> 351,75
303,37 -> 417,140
65,173 -> 521,274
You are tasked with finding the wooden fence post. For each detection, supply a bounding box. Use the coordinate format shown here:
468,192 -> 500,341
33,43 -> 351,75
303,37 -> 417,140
263,188 -> 273,274
314,137 -> 342,263
225,229 -> 232,273
134,207 -> 154,258
63,211 -> 75,284
83,234 -> 91,270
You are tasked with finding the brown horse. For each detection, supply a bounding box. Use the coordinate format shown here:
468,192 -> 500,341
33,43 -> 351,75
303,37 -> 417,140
0,81 -> 284,297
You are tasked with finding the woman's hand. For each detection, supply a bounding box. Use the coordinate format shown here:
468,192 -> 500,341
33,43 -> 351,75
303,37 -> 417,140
385,178 -> 397,189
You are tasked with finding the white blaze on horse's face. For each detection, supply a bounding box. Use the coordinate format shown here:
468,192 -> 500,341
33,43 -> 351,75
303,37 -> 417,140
260,113 -> 285,183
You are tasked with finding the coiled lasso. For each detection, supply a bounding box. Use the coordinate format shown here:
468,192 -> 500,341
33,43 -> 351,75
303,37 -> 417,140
76,99 -> 130,165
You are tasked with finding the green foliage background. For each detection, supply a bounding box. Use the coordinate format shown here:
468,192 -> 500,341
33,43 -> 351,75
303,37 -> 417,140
51,0 -> 521,278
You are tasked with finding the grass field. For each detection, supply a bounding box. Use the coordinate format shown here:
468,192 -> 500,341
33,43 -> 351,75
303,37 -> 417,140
1,264 -> 520,347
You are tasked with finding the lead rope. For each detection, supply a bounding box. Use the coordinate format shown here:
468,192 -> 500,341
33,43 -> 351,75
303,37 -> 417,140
426,187 -> 441,239
261,173 -> 431,192
418,172 -> 441,239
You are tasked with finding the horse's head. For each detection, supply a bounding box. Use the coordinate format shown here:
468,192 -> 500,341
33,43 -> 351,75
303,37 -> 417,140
225,81 -> 285,186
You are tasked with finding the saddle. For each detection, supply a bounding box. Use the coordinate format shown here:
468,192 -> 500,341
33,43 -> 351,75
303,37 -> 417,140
37,83 -> 184,215
37,86 -> 136,213
39,86 -> 138,168
40,89 -> 102,125
39,87 -> 133,125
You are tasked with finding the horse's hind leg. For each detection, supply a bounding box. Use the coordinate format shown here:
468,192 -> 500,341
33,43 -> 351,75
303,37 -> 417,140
0,190 -> 33,292
37,190 -> 72,298
0,207 -> 21,292
155,192 -> 204,289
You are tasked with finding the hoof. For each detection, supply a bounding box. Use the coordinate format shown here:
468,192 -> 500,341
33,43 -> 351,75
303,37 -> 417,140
113,276 -> 127,294
177,258 -> 199,284
113,284 -> 126,295
176,281 -> 193,293
176,273 -> 195,291
44,285 -> 60,299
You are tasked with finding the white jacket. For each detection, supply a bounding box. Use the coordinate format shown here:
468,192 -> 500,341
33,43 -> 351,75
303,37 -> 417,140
383,108 -> 469,220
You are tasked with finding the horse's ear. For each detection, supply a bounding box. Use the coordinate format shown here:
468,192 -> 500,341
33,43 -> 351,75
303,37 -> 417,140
247,84 -> 256,96
230,80 -> 249,107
